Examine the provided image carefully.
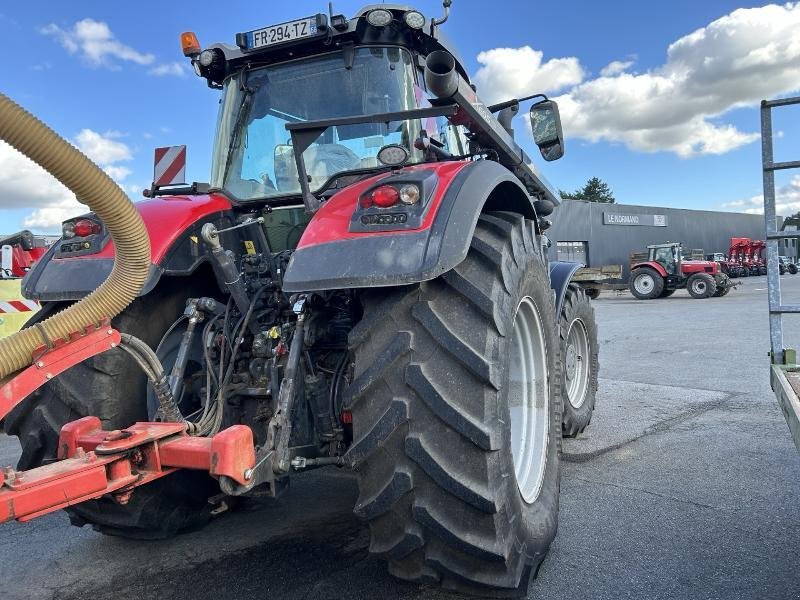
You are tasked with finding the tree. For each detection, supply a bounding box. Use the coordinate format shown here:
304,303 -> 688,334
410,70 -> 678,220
560,177 -> 616,203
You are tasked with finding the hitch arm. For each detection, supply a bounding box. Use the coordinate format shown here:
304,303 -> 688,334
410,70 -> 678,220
0,417 -> 256,524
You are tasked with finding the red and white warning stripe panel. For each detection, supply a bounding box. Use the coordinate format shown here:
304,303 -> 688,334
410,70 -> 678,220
0,299 -> 40,313
153,145 -> 187,187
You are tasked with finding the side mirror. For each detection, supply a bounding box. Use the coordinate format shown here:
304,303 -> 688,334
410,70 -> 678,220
529,100 -> 564,161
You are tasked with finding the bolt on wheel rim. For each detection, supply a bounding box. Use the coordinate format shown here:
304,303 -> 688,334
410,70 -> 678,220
693,280 -> 706,294
508,297 -> 549,504
564,318 -> 590,409
634,274 -> 654,295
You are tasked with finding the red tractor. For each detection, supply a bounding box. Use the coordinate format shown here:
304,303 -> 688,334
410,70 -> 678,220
0,4 -> 601,597
629,242 -> 734,299
0,230 -> 49,279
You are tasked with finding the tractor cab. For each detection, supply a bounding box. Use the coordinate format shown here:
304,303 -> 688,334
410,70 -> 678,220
648,243 -> 681,275
163,4 -> 563,219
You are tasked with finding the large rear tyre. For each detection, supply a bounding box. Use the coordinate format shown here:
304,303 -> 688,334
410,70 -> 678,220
629,267 -> 664,300
790,264 -> 798,275
687,273 -> 717,299
559,285 -> 598,438
347,213 -> 561,597
4,281 -> 220,539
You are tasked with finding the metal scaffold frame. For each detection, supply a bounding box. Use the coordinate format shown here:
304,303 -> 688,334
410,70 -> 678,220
762,95 -> 800,450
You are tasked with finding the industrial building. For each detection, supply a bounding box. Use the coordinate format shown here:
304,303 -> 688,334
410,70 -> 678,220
545,200 -> 786,279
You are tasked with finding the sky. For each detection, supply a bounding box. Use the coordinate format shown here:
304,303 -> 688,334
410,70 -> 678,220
1,0 -> 800,233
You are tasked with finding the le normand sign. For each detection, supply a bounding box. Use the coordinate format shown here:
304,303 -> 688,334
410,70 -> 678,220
603,212 -> 667,227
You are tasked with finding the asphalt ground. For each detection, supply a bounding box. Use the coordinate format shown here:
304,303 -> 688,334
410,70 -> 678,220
1,275 -> 799,600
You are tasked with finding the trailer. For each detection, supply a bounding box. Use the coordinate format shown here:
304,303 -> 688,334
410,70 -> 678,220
762,95 -> 800,450
569,265 -> 624,298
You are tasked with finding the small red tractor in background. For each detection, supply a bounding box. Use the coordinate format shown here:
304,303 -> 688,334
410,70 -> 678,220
629,242 -> 734,299
0,230 -> 49,279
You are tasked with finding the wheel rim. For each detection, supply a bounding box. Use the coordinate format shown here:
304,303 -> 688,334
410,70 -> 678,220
508,297 -> 549,504
564,318 -> 590,409
633,273 -> 654,295
692,279 -> 706,294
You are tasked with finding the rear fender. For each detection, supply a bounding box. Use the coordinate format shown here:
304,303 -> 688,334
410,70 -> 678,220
549,261 -> 584,319
22,194 -> 239,301
282,160 -> 539,292
631,261 -> 668,278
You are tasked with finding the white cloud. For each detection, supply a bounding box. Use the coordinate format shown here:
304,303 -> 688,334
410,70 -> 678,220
103,165 -> 132,181
557,3 -> 800,157
40,19 -> 154,69
74,129 -> 131,165
721,176 -> 800,215
148,62 -> 187,77
475,3 -> 800,157
0,130 -> 134,230
473,46 -> 584,104
600,59 -> 634,77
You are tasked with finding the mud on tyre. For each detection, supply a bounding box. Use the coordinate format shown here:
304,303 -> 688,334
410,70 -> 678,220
4,280 -> 220,539
346,212 -> 562,597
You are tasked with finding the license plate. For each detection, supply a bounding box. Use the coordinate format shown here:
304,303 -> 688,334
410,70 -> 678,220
246,17 -> 319,50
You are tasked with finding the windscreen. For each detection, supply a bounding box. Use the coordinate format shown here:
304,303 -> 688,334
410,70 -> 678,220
211,47 -> 448,201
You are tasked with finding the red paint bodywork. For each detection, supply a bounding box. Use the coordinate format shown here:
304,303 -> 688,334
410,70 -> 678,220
680,260 -> 719,275
297,161 -> 471,250
8,246 -> 47,278
55,194 -> 232,265
632,260 -> 668,278
631,259 -> 718,278
0,322 -> 120,422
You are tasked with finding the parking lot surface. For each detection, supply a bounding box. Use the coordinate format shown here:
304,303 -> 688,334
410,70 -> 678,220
1,275 -> 799,600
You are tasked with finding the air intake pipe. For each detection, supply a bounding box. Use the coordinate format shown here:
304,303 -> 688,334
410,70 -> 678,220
424,50 -> 459,100
0,94 -> 150,380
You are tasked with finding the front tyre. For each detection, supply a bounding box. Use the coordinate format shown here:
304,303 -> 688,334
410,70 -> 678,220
347,213 -> 561,597
559,285 -> 598,437
687,273 -> 717,299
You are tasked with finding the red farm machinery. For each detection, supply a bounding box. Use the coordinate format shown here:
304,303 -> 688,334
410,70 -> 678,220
0,230 -> 49,280
0,3 -> 603,596
628,242 -> 735,299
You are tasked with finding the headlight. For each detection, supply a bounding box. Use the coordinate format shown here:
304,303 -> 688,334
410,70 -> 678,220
399,184 -> 420,205
199,49 -> 215,67
377,144 -> 409,166
404,11 -> 425,29
366,9 -> 393,27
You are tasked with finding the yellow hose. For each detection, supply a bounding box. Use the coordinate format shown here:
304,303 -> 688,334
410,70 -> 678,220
0,94 -> 150,379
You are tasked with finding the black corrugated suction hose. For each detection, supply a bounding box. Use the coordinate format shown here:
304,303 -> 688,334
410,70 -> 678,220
0,94 -> 151,380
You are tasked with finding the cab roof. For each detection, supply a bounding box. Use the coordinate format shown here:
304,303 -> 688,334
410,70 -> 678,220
202,5 -> 470,87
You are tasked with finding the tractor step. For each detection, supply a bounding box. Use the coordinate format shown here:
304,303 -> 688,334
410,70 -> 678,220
0,416 -> 256,524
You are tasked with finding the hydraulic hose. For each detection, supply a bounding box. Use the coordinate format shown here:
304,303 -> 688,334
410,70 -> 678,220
0,94 -> 150,380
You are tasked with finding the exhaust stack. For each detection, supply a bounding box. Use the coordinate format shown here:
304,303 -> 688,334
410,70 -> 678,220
425,50 -> 459,100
